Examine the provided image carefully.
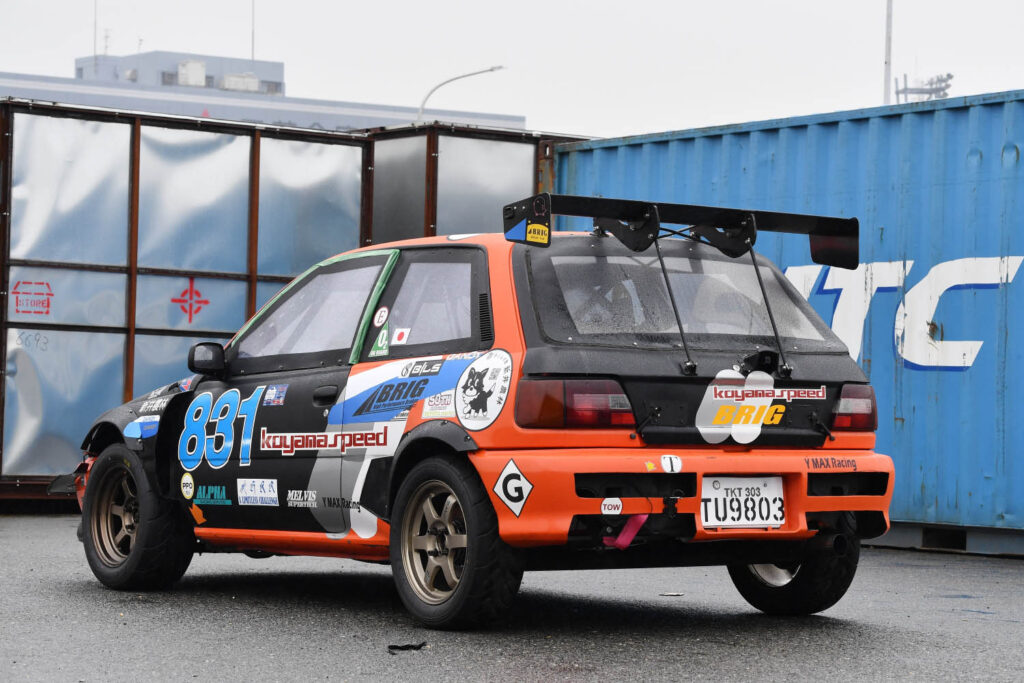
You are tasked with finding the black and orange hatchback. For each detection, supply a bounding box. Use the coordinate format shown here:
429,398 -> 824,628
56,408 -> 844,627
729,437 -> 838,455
60,194 -> 893,628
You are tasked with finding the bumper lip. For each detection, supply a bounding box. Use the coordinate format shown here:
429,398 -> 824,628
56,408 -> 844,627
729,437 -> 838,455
469,447 -> 895,548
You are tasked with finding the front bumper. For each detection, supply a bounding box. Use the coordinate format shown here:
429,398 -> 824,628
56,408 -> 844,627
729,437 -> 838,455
469,448 -> 894,548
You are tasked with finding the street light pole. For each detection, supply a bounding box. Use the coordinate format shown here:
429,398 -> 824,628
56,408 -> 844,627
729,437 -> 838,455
416,66 -> 504,122
883,0 -> 893,105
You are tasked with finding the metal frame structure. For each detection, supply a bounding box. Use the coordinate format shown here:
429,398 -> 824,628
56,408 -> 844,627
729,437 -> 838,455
0,101 -> 577,498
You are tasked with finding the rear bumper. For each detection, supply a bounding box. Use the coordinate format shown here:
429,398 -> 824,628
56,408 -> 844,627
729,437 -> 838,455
469,448 -> 894,548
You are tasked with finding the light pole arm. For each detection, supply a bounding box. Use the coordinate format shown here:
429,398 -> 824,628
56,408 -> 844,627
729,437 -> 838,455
416,66 -> 504,121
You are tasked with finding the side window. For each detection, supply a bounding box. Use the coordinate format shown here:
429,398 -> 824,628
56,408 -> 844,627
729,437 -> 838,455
230,257 -> 385,372
362,248 -> 489,360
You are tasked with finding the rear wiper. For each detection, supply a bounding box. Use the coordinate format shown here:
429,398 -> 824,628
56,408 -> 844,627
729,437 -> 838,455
743,214 -> 793,378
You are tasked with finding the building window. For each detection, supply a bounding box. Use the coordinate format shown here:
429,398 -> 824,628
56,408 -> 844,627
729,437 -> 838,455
205,75 -> 214,88
262,81 -> 282,95
75,67 -> 83,79
161,71 -> 177,86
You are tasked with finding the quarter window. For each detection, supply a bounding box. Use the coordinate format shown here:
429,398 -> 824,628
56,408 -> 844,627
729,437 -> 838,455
233,260 -> 382,365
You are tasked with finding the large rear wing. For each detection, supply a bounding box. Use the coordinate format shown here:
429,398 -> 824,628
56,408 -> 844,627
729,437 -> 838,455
502,193 -> 859,269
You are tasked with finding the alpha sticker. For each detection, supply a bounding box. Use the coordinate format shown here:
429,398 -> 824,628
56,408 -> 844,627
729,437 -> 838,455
455,349 -> 513,431
263,384 -> 289,406
237,478 -> 279,506
180,472 -> 195,500
493,459 -> 532,517
193,483 -> 231,506
392,327 -> 411,345
421,390 -> 456,419
600,497 -> 623,515
661,454 -> 682,473
369,324 -> 390,358
373,306 -> 389,327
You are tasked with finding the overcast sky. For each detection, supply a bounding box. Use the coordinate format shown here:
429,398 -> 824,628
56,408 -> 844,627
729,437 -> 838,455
1,0 -> 1022,138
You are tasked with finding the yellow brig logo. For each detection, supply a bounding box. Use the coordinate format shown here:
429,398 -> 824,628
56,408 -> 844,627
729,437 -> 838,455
712,404 -> 785,426
526,223 -> 549,244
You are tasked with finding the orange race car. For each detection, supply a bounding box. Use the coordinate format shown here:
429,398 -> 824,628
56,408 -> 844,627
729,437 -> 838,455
61,194 -> 893,628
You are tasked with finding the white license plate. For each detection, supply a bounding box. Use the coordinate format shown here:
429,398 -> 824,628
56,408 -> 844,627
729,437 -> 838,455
700,476 -> 785,529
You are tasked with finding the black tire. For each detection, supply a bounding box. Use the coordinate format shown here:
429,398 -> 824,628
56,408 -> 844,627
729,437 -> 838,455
82,444 -> 195,590
727,537 -> 860,615
389,455 -> 523,629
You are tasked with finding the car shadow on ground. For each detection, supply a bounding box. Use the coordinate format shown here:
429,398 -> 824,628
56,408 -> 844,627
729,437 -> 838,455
161,566 -> 878,642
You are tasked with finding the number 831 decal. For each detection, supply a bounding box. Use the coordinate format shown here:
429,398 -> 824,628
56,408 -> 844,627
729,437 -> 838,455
178,387 -> 265,471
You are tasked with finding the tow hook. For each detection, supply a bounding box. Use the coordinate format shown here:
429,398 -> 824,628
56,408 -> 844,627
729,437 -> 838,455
602,514 -> 649,550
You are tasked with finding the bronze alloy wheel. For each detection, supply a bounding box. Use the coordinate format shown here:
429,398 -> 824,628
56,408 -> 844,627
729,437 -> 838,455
400,479 -> 469,605
90,464 -> 140,567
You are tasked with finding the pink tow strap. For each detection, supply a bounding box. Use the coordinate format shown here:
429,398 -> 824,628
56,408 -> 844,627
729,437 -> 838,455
602,514 -> 649,550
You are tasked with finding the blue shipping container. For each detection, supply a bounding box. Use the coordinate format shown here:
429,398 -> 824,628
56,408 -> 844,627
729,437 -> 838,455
554,91 -> 1024,532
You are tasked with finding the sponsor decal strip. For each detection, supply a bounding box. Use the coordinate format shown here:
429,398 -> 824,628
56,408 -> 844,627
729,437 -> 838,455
259,426 -> 388,456
711,386 -> 827,402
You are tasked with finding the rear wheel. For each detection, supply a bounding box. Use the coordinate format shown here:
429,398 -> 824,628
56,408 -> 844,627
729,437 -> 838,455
727,536 -> 860,615
82,444 -> 194,590
390,456 -> 523,629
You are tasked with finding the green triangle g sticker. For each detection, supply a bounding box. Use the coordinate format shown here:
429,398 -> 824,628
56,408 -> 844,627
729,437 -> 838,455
369,322 -> 390,358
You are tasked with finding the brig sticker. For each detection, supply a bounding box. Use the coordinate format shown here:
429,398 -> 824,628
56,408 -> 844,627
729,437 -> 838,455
455,349 -> 513,431
695,370 -> 796,444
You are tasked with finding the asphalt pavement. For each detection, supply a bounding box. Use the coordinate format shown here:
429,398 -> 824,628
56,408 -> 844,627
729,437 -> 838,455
1,514 -> 1022,682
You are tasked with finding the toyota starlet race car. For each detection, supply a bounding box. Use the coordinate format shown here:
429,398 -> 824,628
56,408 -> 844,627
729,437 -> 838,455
59,194 -> 893,628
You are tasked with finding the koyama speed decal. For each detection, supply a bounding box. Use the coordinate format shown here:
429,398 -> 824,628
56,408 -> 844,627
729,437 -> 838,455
695,370 -> 825,444
455,349 -> 512,431
493,459 -> 532,517
259,425 -> 388,455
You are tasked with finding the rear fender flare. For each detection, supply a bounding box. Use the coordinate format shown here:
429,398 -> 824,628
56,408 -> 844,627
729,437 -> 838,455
379,420 -> 478,523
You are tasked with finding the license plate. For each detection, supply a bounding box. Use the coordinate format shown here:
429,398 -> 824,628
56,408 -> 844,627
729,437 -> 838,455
700,476 -> 785,529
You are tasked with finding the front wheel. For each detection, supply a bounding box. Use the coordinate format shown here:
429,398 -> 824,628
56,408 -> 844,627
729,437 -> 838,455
727,536 -> 860,615
81,444 -> 195,590
389,456 -> 523,629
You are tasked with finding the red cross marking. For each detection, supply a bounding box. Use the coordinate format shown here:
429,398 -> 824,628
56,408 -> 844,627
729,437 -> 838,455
171,277 -> 210,324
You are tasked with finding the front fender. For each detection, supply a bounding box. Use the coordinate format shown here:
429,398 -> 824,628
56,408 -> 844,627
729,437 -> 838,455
79,376 -> 200,495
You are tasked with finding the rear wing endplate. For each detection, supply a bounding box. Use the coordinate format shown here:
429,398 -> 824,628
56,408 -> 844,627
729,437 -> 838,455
502,193 -> 859,269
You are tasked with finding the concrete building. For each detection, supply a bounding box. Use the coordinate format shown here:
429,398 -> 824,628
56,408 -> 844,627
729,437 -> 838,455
0,51 -> 525,131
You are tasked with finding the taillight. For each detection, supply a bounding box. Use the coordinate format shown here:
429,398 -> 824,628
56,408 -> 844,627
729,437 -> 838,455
832,384 -> 877,431
516,378 -> 635,429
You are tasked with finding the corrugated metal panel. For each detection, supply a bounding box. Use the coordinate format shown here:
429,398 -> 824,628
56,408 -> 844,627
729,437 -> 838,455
555,91 -> 1024,531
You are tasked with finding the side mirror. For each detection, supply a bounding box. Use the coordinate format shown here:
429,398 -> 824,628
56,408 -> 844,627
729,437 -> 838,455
188,342 -> 225,376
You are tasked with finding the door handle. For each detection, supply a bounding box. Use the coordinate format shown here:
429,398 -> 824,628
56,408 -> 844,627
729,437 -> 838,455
313,385 -> 339,406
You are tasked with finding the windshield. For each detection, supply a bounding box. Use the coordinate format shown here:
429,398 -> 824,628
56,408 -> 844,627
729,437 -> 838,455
527,235 -> 843,351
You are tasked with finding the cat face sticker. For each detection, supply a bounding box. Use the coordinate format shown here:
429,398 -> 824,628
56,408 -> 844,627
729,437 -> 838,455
455,349 -> 513,431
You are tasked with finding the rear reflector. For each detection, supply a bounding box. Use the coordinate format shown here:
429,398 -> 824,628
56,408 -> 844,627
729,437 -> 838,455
516,378 -> 635,429
832,384 -> 877,431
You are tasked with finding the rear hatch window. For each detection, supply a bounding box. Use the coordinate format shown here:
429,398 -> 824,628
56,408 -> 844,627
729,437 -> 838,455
527,235 -> 844,353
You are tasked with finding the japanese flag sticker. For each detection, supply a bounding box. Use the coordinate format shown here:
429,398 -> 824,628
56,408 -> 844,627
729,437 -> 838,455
392,327 -> 411,345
